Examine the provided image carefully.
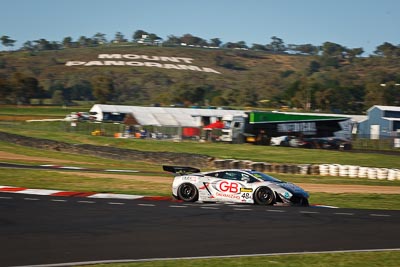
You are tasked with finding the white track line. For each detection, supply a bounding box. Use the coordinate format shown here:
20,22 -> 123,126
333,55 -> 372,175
137,203 -> 155,207
370,214 -> 391,217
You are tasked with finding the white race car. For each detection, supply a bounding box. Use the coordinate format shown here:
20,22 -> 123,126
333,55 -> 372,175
163,166 -> 309,206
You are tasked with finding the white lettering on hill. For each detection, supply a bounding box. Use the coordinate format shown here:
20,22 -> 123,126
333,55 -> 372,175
65,54 -> 221,74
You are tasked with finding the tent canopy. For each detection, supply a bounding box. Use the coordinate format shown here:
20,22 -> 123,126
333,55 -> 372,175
90,104 -> 245,127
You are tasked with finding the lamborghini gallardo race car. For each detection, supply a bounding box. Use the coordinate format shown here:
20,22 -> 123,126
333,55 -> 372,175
163,166 -> 309,206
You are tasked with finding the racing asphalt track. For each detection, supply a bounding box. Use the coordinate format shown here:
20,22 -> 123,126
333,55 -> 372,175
1,192 -> 400,266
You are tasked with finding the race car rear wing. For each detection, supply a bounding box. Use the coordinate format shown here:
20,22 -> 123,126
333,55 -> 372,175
163,165 -> 201,175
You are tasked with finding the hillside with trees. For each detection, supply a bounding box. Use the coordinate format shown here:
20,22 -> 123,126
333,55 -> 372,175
1,30 -> 400,114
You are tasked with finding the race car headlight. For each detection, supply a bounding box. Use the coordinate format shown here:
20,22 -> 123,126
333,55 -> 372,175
280,191 -> 292,199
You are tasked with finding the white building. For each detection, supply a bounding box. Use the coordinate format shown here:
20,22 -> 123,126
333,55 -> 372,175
358,105 -> 400,139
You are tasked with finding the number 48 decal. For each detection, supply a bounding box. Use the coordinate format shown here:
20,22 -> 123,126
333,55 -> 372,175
241,192 -> 252,199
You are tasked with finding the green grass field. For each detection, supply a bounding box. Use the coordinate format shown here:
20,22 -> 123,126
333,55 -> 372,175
75,251 -> 400,267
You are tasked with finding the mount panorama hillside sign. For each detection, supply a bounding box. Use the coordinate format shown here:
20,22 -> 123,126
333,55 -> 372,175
65,54 -> 221,74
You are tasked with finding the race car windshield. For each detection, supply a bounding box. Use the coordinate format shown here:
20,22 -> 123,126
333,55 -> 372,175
250,171 -> 283,183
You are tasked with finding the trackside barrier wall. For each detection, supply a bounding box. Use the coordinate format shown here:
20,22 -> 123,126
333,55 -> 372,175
212,160 -> 400,181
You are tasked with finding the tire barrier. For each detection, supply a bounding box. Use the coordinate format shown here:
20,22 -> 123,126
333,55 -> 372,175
250,162 -> 265,172
348,165 -> 359,178
213,159 -> 227,169
264,163 -> 272,172
329,164 -> 340,176
317,164 -> 399,181
299,164 -> 311,175
367,168 -> 378,179
310,165 -> 320,175
358,167 -> 368,178
212,159 -> 400,181
319,164 -> 329,176
388,169 -> 399,181
377,168 -> 389,180
338,165 -> 347,177
230,160 -> 241,169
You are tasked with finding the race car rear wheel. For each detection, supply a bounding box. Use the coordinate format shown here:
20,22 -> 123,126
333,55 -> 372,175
177,183 -> 198,202
254,186 -> 275,205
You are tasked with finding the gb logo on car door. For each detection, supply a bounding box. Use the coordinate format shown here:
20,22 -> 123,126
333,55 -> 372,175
218,180 -> 240,193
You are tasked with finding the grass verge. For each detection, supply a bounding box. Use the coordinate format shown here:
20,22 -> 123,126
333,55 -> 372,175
76,251 -> 400,267
0,169 -> 172,196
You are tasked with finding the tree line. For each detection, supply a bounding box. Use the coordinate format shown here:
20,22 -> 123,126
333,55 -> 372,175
1,63 -> 399,113
2,30 -> 400,57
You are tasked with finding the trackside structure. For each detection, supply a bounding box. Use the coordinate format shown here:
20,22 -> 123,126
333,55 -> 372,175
89,104 -> 245,126
89,104 -> 359,142
89,104 -> 245,139
220,111 -> 352,144
358,105 -> 400,139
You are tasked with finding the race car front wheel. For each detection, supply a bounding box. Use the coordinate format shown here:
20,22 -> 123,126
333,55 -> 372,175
254,186 -> 275,205
177,183 -> 198,202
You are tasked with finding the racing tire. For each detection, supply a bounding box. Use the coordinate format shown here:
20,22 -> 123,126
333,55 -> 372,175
177,183 -> 198,202
253,186 -> 275,205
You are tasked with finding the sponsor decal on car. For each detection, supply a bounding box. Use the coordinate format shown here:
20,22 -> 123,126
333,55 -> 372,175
213,180 -> 249,194
241,192 -> 252,200
215,191 -> 241,200
181,176 -> 198,182
218,181 -> 240,193
240,188 -> 253,193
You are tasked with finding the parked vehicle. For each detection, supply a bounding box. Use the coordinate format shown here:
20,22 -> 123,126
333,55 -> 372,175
316,137 -> 352,150
290,137 -> 316,148
270,136 -> 352,150
270,136 -> 291,146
